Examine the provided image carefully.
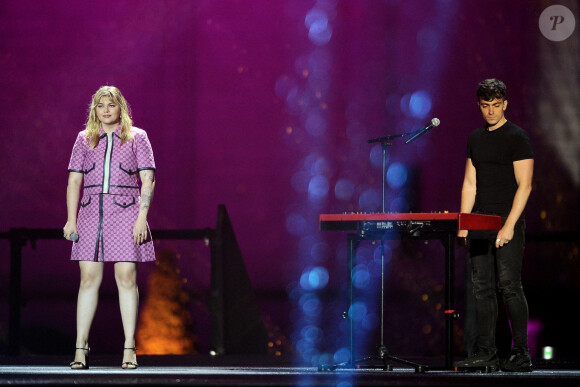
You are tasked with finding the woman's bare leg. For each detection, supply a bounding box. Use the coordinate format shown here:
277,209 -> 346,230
115,262 -> 139,367
72,261 -> 104,367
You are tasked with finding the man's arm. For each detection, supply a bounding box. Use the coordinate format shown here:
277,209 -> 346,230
458,158 -> 477,238
495,158 -> 534,247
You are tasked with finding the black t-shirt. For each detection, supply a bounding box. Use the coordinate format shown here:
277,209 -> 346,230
467,120 -> 533,216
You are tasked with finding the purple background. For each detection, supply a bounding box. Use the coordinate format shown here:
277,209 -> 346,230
1,0 -> 579,359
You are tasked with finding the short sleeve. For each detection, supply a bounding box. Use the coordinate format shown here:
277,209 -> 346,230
68,131 -> 88,172
466,130 -> 477,159
135,130 -> 156,171
466,139 -> 472,159
511,130 -> 534,161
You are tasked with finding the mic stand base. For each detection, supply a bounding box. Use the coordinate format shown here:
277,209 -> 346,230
318,344 -> 428,373
355,344 -> 428,373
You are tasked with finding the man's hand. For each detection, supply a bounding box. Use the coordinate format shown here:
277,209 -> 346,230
495,226 -> 514,248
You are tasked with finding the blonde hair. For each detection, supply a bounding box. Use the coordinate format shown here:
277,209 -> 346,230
85,86 -> 134,148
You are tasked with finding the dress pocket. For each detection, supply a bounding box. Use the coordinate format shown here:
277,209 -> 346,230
113,196 -> 136,209
119,162 -> 137,175
80,196 -> 92,208
83,162 -> 95,174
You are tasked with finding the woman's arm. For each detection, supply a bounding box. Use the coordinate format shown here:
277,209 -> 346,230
133,169 -> 155,244
63,172 -> 83,239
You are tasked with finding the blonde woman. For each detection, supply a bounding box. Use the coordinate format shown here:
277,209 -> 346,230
64,86 -> 156,369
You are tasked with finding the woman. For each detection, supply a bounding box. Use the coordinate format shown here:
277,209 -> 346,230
64,86 -> 156,369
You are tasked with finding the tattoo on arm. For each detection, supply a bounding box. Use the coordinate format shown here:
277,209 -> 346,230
140,190 -> 153,211
139,170 -> 155,212
141,170 -> 155,183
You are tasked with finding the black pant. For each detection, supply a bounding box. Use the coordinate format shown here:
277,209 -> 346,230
468,218 -> 529,354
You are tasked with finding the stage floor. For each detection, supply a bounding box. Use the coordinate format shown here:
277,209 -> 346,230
1,355 -> 579,386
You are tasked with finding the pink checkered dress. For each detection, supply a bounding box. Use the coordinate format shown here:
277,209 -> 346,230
67,126 -> 156,262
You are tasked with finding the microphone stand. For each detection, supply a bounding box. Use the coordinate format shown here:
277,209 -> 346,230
321,128 -> 430,372
357,131 -> 427,372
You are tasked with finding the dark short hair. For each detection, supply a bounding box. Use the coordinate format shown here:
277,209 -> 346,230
476,79 -> 506,101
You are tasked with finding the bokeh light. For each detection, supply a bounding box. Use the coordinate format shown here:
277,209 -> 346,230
334,178 -> 355,201
348,301 -> 367,322
358,188 -> 381,212
300,266 -> 330,291
352,264 -> 371,289
305,9 -> 333,45
386,162 -> 408,189
304,109 -> 328,136
400,90 -> 433,119
308,175 -> 329,201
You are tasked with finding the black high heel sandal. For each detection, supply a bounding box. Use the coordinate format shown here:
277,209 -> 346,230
121,347 -> 138,369
70,346 -> 90,370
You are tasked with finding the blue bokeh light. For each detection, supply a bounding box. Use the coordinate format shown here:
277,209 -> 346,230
390,195 -> 410,213
305,9 -> 333,45
358,188 -> 380,212
348,301 -> 367,322
386,162 -> 408,189
400,90 -> 432,119
409,90 -> 432,118
301,296 -> 323,317
333,347 -> 351,364
285,86 -> 309,114
301,324 -> 324,343
308,175 -> 329,200
334,178 -> 355,201
300,266 -> 330,290
296,338 -> 319,362
306,154 -> 329,176
352,264 -> 371,289
304,109 -> 327,137
369,143 -> 390,167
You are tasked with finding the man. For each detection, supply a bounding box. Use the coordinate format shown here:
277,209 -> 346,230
455,79 -> 534,372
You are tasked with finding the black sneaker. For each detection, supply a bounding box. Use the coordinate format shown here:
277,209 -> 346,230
502,348 -> 533,372
454,350 -> 499,372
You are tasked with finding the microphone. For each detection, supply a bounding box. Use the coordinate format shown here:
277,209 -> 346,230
70,233 -> 79,242
405,118 -> 440,144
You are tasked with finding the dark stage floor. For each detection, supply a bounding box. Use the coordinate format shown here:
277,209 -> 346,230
1,354 -> 580,386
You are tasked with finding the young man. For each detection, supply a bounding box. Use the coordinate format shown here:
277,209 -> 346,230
455,79 -> 534,372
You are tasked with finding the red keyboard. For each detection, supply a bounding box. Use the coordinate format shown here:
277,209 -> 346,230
319,212 -> 501,232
